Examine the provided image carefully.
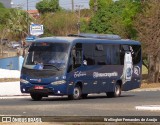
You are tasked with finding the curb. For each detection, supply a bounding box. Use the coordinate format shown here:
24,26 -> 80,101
0,95 -> 30,99
131,88 -> 160,92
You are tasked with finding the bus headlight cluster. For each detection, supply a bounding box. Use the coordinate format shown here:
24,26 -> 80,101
20,79 -> 29,84
51,80 -> 66,85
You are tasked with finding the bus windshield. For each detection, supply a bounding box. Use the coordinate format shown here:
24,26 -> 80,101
23,42 -> 69,70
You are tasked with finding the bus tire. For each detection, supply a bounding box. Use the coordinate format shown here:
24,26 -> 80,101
30,93 -> 42,101
107,84 -> 121,98
68,86 -> 82,100
81,94 -> 88,99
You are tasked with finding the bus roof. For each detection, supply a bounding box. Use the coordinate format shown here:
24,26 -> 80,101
34,36 -> 141,45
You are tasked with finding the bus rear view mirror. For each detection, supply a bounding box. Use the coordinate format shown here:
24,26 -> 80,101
83,60 -> 87,66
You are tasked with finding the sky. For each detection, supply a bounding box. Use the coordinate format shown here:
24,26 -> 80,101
11,0 -> 90,10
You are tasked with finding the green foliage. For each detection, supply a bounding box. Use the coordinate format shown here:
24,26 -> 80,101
0,8 -> 9,25
89,0 -> 113,11
121,0 -> 141,38
40,11 -> 77,36
36,0 -> 60,14
88,0 -> 141,39
79,9 -> 93,33
0,7 -> 10,39
7,9 -> 34,40
0,2 -> 5,8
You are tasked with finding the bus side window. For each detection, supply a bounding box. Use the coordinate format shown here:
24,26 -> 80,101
68,44 -> 82,72
67,54 -> 73,72
131,45 -> 141,64
94,44 -> 106,65
120,45 -> 130,65
83,44 -> 95,65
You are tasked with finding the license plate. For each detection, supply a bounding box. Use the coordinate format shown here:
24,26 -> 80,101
34,86 -> 44,90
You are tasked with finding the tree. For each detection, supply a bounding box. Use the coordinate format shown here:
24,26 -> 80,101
7,9 -> 34,41
89,0 -> 113,12
39,11 -> 77,36
88,0 -> 141,39
36,0 -> 60,14
134,0 -> 160,83
0,2 -> 4,8
0,6 -> 10,56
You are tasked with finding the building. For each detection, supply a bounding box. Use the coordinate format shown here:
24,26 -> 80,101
27,10 -> 39,19
0,0 -> 12,8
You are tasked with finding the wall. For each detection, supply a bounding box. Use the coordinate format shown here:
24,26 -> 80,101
0,56 -> 24,70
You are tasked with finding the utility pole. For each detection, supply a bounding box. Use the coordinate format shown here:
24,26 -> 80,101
27,0 -> 29,36
75,5 -> 83,35
72,0 -> 74,12
94,0 -> 97,12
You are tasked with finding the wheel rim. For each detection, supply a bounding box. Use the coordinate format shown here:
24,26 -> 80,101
115,85 -> 120,96
73,87 -> 80,99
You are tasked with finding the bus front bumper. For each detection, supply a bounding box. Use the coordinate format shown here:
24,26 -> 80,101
20,83 -> 67,96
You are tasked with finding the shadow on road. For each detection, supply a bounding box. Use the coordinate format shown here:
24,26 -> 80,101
28,94 -> 135,102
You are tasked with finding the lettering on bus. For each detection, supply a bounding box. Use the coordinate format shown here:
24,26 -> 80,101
74,71 -> 87,78
93,72 -> 118,78
134,66 -> 141,76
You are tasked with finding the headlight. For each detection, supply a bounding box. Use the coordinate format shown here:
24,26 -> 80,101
51,80 -> 66,85
20,79 -> 29,84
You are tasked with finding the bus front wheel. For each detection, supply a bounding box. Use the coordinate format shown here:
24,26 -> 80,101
107,84 -> 121,98
68,86 -> 82,100
30,93 -> 42,101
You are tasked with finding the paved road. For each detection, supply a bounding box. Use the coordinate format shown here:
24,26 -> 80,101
0,91 -> 160,116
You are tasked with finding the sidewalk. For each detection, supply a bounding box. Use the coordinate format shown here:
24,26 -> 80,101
0,81 -> 23,96
0,81 -> 160,97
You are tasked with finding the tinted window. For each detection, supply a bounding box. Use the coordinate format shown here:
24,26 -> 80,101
83,44 -> 121,65
94,44 -> 106,65
82,43 -> 141,66
24,43 -> 69,69
120,45 -> 126,65
105,45 -> 121,65
83,44 -> 95,65
130,45 -> 141,64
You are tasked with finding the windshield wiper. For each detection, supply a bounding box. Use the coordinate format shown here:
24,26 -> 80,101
43,64 -> 60,71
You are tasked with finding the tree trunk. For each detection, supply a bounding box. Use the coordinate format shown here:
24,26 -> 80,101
148,54 -> 160,83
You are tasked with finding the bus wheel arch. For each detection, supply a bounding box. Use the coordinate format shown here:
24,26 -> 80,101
115,80 -> 122,97
68,82 -> 82,100
107,80 -> 122,98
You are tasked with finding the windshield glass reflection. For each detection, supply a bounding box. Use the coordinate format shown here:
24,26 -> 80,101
24,42 -> 69,70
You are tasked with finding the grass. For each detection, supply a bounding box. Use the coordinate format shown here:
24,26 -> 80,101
142,65 -> 148,75
0,78 -> 20,82
141,65 -> 160,88
141,82 -> 160,88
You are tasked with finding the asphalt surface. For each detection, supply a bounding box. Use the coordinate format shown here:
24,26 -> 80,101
0,91 -> 160,117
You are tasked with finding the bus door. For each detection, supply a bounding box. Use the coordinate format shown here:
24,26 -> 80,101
67,43 -> 91,94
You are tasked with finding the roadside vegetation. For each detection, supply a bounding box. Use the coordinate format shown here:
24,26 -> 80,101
0,0 -> 159,84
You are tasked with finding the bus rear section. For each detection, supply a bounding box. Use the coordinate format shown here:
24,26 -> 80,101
20,35 -> 142,101
66,41 -> 141,99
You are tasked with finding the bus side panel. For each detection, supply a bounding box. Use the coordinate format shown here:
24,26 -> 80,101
122,64 -> 142,91
67,65 -> 124,94
122,81 -> 141,91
